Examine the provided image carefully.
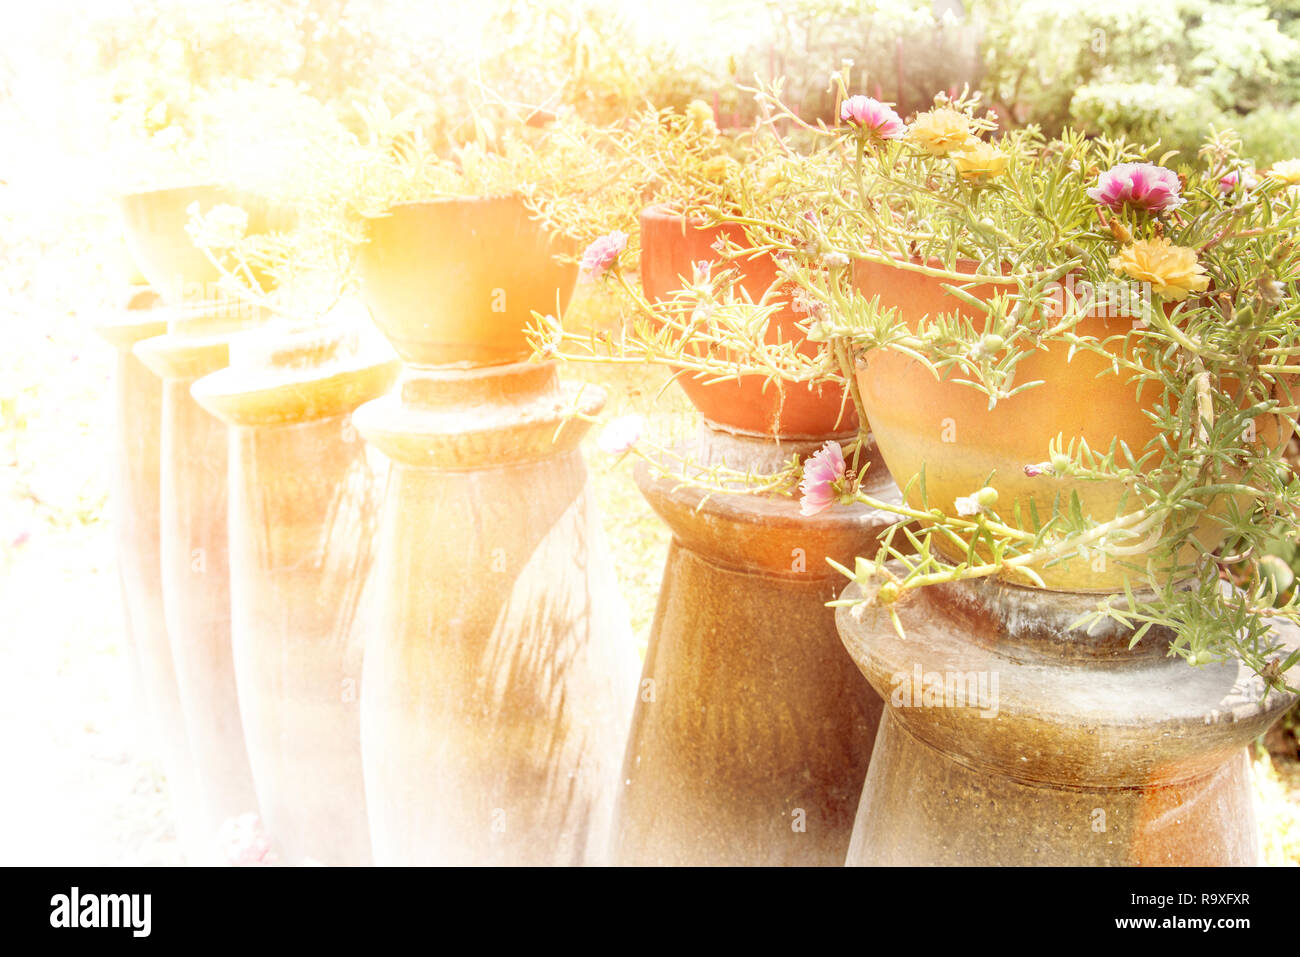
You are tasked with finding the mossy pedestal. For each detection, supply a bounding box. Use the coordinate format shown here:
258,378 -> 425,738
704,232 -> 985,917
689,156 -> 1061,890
612,429 -> 896,866
134,303 -> 262,860
353,361 -> 640,865
95,290 -> 204,858
192,316 -> 399,866
836,576 -> 1300,865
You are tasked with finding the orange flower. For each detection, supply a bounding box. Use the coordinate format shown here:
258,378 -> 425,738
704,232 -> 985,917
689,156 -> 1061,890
1109,238 -> 1209,301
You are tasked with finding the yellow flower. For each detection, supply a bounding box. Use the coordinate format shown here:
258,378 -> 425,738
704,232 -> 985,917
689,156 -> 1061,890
685,99 -> 717,134
907,108 -> 976,156
1265,158 -> 1300,185
951,141 -> 1009,182
1109,238 -> 1210,301
701,154 -> 739,183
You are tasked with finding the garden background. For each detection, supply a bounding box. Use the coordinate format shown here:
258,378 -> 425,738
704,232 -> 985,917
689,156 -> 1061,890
0,0 -> 1297,864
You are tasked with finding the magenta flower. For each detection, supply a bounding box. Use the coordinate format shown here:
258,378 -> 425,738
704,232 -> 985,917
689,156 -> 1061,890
1086,163 -> 1185,213
839,96 -> 906,141
579,230 -> 628,281
1023,463 -> 1048,477
1219,169 -> 1257,194
596,415 -> 644,455
799,441 -> 846,516
219,813 -> 276,866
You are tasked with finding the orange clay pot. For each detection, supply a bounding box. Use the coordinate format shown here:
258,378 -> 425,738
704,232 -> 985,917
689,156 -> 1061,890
133,302 -> 265,860
639,205 -> 856,438
852,256 -> 1287,592
359,196 -> 577,367
95,290 -> 208,860
119,184 -> 290,305
192,314 -> 399,866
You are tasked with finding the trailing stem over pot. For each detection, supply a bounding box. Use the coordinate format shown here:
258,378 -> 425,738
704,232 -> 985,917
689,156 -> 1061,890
735,74 -> 1300,689
120,184 -> 293,308
188,97 -> 644,356
532,102 -> 861,441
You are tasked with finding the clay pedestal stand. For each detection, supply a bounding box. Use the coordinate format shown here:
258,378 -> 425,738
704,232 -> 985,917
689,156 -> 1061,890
837,575 -> 1300,865
94,290 -> 204,856
192,319 -> 399,866
134,304 -> 261,861
613,428 -> 897,866
353,361 -> 640,865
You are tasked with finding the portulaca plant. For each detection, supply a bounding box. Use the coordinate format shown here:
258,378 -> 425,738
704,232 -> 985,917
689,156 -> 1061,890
556,71 -> 1300,691
751,76 -> 1300,692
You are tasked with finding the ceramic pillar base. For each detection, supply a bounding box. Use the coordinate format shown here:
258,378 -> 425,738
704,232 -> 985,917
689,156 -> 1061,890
95,290 -> 205,859
613,428 -> 898,866
837,574 -> 1300,865
134,302 -> 263,861
193,315 -> 400,866
354,360 -> 640,866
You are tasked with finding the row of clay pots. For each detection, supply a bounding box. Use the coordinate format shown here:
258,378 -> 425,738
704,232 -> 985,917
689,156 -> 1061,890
103,186 -> 1297,866
101,186 -> 897,865
354,200 -> 1297,865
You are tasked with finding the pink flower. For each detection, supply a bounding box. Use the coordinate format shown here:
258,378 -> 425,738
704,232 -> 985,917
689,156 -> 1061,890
839,96 -> 906,141
1023,463 -> 1048,477
799,441 -> 846,516
1219,169 -> 1257,194
219,813 -> 276,866
579,231 -> 628,281
596,415 -> 644,455
1086,162 -> 1185,213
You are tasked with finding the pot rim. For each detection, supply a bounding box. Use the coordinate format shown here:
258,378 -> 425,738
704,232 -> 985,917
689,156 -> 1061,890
117,182 -> 229,205
363,193 -> 527,220
856,247 -> 1016,283
639,202 -> 704,223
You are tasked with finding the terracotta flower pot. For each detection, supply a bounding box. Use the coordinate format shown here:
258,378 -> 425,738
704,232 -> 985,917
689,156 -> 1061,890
133,302 -> 265,860
192,313 -> 399,866
837,575 -> 1299,865
639,205 -> 856,438
353,360 -> 639,865
852,257 -> 1286,591
359,196 -> 577,367
119,184 -> 289,306
94,290 -> 207,859
614,429 -> 893,865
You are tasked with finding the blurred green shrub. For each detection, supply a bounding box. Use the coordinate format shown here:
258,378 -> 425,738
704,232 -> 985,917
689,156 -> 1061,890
1234,103 -> 1300,166
1068,81 -> 1222,157
718,0 -> 981,123
974,0 -> 1300,150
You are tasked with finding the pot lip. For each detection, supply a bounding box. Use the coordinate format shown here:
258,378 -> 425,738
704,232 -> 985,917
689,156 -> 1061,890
639,202 -> 712,228
855,247 -> 1008,278
856,249 -> 1038,290
117,182 -> 229,206
363,193 -> 525,220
